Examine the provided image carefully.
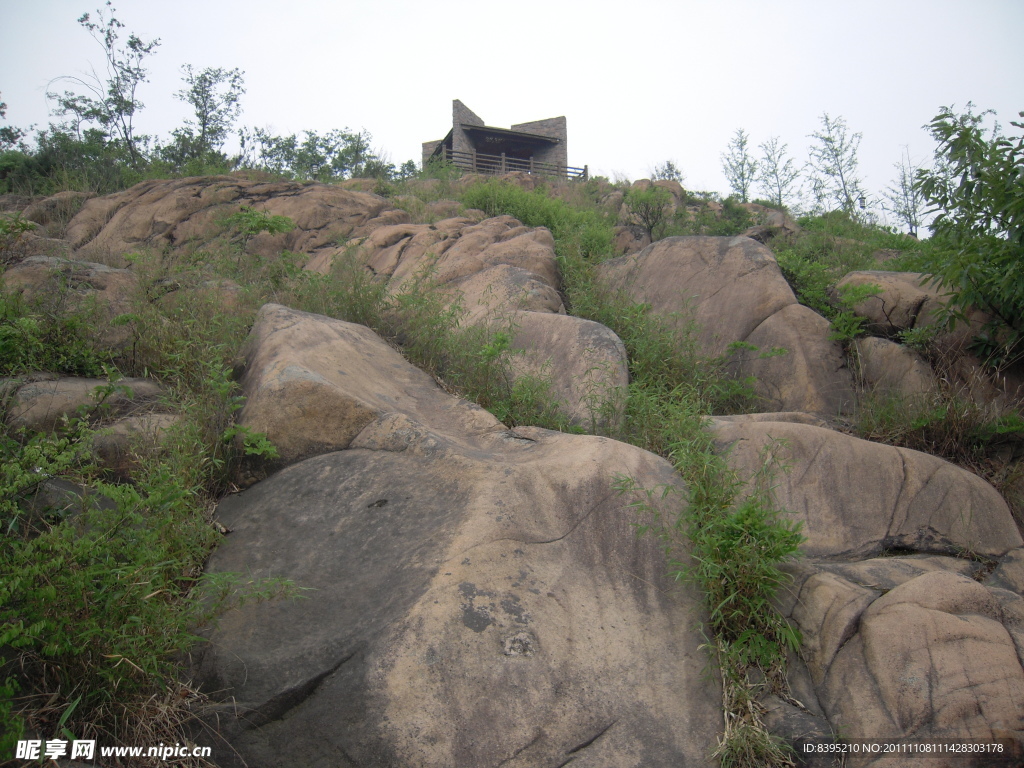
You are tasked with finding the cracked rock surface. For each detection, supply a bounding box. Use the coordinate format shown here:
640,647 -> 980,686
713,415 -> 1024,766
192,305 -> 719,767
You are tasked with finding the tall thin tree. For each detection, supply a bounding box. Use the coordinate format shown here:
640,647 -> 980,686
721,128 -> 759,203
757,136 -> 800,208
806,113 -> 865,214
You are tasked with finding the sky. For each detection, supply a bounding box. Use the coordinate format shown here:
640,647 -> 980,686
2,0 -> 1022,219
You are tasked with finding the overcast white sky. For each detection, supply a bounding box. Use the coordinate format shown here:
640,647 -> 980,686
3,0 -> 1022,212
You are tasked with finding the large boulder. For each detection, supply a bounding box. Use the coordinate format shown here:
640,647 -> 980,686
740,203 -> 801,244
612,224 -> 652,255
21,190 -> 92,232
451,264 -> 565,324
778,561 -> 1024,766
720,414 -> 1024,762
3,375 -> 166,433
367,215 -> 560,294
814,570 -> 1024,764
234,304 -> 501,470
710,416 -> 1021,559
599,236 -> 856,415
734,303 -> 855,415
854,337 -> 937,397
598,236 -> 797,357
192,307 -> 720,768
507,311 -> 630,427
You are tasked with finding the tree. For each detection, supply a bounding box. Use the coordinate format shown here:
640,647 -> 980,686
625,185 -> 672,240
46,2 -> 160,169
395,160 -> 419,181
806,113 -> 865,214
721,128 -> 758,203
756,136 -> 800,208
915,104 -> 1024,346
237,127 -> 384,181
0,93 -> 27,151
169,65 -> 245,162
882,147 -> 925,237
651,159 -> 684,183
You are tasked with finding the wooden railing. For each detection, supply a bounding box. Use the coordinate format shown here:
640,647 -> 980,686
440,148 -> 588,181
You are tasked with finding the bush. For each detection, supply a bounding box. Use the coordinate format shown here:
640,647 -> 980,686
0,274 -> 292,748
0,293 -> 107,376
914,105 -> 1024,360
0,213 -> 37,264
624,185 -> 672,240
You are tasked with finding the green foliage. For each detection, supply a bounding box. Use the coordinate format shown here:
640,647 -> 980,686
673,439 -> 802,664
651,159 -> 684,183
914,105 -> 1024,352
225,206 -> 295,253
47,1 -> 161,170
278,246 -> 576,432
0,421 -> 95,538
898,324 -> 941,354
664,196 -> 752,239
857,387 -> 1024,468
0,292 -> 107,376
0,92 -> 27,152
827,282 -> 881,343
0,677 -> 23,757
0,286 -> 292,743
0,212 -> 36,263
624,185 -> 673,240
1,125 -> 136,195
459,179 -> 614,260
883,148 -> 925,237
236,126 -> 383,182
161,64 -> 245,169
773,210 -> 922,332
395,159 -> 419,181
757,136 -> 800,209
807,113 -> 865,214
721,128 -> 759,203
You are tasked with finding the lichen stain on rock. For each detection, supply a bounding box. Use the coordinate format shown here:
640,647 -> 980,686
500,595 -> 530,625
462,604 -> 494,633
503,631 -> 536,657
459,582 -> 496,633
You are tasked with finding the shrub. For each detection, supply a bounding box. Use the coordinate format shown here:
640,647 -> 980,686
914,105 -> 1024,362
624,185 -> 673,240
0,292 -> 107,376
225,206 -> 295,253
0,213 -> 38,268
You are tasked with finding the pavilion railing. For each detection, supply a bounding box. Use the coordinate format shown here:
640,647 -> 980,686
440,148 -> 588,181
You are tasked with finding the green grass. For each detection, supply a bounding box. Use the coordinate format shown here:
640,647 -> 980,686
0,268 -> 290,757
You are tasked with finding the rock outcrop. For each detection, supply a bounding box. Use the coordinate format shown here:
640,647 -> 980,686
854,336 -> 937,397
599,236 -> 857,415
193,305 -> 720,767
836,271 -> 950,336
9,179 -> 1022,765
64,175 -> 404,263
712,414 -> 1024,764
312,216 -> 629,427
